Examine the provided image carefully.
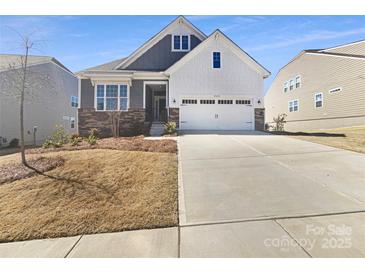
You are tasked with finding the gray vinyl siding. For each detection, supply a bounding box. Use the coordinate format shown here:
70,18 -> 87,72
125,34 -> 202,71
324,41 -> 365,56
0,62 -> 78,145
265,53 -> 365,131
80,79 -> 94,108
130,80 -> 144,108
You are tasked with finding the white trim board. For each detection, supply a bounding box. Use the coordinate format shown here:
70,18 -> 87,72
142,81 -> 168,109
305,52 -> 365,61
321,39 -> 365,52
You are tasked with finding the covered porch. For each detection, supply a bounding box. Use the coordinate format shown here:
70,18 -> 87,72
144,81 -> 168,123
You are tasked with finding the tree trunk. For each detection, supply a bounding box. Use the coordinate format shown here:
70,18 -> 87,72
20,46 -> 29,166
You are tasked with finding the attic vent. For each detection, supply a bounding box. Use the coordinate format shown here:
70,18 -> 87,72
215,32 -> 219,40
178,18 -> 183,24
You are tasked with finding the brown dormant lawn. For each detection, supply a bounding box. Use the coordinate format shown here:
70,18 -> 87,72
274,126 -> 365,154
0,148 -> 177,243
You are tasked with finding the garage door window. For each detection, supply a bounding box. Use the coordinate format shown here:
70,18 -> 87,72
218,99 -> 233,104
182,99 -> 197,104
236,100 -> 251,105
200,99 -> 215,104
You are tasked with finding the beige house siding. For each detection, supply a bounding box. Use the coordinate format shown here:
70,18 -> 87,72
323,40 -> 365,56
265,53 -> 365,131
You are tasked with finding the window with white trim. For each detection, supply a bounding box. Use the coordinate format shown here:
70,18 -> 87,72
71,96 -> 78,107
119,85 -> 128,110
96,84 -> 129,111
289,79 -> 294,91
295,76 -> 301,88
315,92 -> 323,108
70,117 -> 75,129
284,81 -> 288,93
213,52 -> 221,69
172,35 -> 190,51
288,99 -> 299,112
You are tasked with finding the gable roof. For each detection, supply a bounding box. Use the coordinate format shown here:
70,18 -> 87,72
320,39 -> 365,54
165,29 -> 271,78
114,16 -> 207,70
278,42 -> 365,74
0,54 -> 73,74
78,57 -> 127,73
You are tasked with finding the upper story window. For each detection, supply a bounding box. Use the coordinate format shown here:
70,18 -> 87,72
288,99 -> 299,112
172,35 -> 190,51
284,81 -> 288,93
182,35 -> 189,50
71,96 -> 78,108
96,84 -> 129,111
213,52 -> 221,69
284,76 -> 301,92
295,76 -> 301,88
315,92 -> 323,108
289,79 -> 294,91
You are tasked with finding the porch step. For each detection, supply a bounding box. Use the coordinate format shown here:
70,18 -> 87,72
149,122 -> 165,136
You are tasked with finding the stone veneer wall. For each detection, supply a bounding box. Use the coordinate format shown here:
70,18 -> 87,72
78,108 -> 149,137
168,108 -> 179,127
254,108 -> 265,131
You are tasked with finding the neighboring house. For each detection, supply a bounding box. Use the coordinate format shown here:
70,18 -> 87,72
265,39 -> 365,131
77,16 -> 270,136
0,54 -> 78,146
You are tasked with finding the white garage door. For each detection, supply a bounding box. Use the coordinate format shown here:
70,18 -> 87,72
180,97 -> 254,130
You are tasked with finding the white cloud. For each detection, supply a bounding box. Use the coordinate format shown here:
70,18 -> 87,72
248,27 -> 365,51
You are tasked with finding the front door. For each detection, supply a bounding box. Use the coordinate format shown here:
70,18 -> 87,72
154,96 -> 166,121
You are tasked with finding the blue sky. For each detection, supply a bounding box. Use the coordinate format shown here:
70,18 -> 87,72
1,15 -> 365,91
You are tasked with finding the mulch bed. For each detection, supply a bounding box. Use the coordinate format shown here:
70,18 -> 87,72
27,136 -> 177,154
0,156 -> 65,184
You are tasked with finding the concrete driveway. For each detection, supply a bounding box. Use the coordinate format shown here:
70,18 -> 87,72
178,131 -> 365,257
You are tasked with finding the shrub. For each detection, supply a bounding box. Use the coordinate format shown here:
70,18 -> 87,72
272,114 -> 287,131
164,122 -> 177,135
87,128 -> 99,146
87,135 -> 98,146
8,138 -> 19,148
264,123 -> 271,131
89,128 -> 100,139
42,125 -> 69,148
70,137 -> 83,146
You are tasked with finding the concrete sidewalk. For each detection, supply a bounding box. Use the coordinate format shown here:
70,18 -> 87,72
0,227 -> 178,258
1,212 -> 365,257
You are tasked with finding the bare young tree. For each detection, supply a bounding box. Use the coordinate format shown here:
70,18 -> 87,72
0,34 -> 54,166
110,111 -> 121,137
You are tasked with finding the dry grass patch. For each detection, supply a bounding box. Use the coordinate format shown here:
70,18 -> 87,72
272,126 -> 365,153
0,149 -> 177,242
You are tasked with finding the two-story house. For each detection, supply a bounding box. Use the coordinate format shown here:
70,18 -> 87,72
76,16 -> 270,136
